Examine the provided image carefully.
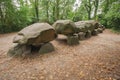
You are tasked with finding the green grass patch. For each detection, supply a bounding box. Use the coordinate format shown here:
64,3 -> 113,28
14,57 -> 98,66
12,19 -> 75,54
111,28 -> 120,34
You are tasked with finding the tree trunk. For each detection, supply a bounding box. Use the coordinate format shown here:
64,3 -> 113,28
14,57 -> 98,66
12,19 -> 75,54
84,0 -> 92,20
94,0 -> 99,20
46,1 -> 49,21
52,6 -> 55,21
88,10 -> 91,20
88,0 -> 91,20
35,0 -> 39,21
55,0 -> 59,20
0,5 -> 4,24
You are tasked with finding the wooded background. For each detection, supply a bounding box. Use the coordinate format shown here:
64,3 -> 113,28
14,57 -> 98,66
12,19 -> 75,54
0,0 -> 120,33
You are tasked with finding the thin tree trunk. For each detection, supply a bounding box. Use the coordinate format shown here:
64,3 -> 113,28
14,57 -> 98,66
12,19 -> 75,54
94,0 -> 99,19
88,0 -> 91,20
86,10 -> 91,20
35,0 -> 39,21
55,0 -> 59,20
46,1 -> 49,21
0,5 -> 4,24
84,0 -> 91,20
52,6 -> 55,21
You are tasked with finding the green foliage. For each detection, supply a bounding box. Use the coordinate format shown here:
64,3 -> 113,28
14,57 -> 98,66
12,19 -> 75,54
104,2 -> 120,29
98,1 -> 120,30
0,0 -> 120,33
0,0 -> 31,33
98,13 -> 107,27
111,28 -> 120,34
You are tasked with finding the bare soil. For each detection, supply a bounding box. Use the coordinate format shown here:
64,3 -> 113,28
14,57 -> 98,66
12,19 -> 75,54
0,29 -> 120,80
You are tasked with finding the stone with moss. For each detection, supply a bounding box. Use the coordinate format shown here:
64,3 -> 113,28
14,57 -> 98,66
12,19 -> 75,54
78,32 -> 86,40
67,35 -> 79,45
7,44 -> 31,57
92,29 -> 99,36
13,23 -> 57,46
52,20 -> 77,35
39,43 -> 55,54
97,28 -> 103,33
75,20 -> 99,33
85,30 -> 92,38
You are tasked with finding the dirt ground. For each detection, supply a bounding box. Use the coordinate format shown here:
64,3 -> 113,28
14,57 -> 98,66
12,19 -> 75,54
0,29 -> 120,80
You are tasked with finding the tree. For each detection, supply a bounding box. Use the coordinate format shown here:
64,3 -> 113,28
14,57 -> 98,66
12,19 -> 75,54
93,0 -> 99,19
0,0 -> 17,32
101,0 -> 118,14
34,0 -> 39,21
39,0 -> 75,22
83,0 -> 92,20
104,1 -> 120,29
29,0 -> 39,22
0,0 -> 31,33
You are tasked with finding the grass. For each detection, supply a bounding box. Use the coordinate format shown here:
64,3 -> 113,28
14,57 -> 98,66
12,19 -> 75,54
111,28 -> 120,34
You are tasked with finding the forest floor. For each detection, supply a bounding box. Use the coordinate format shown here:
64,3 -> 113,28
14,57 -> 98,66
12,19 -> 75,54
0,29 -> 120,80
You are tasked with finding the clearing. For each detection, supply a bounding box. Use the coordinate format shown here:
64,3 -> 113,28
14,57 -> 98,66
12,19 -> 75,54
0,29 -> 120,80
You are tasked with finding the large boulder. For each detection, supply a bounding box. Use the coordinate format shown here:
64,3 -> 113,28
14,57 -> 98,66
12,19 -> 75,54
52,20 -> 77,35
85,30 -> 92,38
91,29 -> 99,36
84,20 -> 99,29
67,35 -> 79,45
7,44 -> 31,57
78,32 -> 86,40
97,28 -> 103,33
13,23 -> 57,46
75,20 -> 99,33
39,43 -> 55,54
98,24 -> 105,30
75,22 -> 91,33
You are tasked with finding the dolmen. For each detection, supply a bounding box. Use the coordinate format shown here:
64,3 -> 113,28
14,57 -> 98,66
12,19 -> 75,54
53,20 -> 105,45
7,23 -> 57,57
53,20 -> 79,45
75,20 -> 105,40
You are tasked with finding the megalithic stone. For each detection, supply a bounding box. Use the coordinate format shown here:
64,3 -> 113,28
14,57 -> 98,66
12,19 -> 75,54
85,30 -> 92,38
67,35 -> 79,45
92,29 -> 99,36
39,43 -> 55,54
